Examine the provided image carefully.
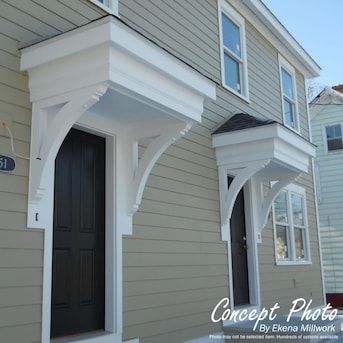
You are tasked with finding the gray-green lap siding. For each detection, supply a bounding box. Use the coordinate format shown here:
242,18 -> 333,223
0,0 -> 323,342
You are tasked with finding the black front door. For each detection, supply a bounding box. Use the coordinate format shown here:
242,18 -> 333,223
51,129 -> 105,338
229,177 -> 250,306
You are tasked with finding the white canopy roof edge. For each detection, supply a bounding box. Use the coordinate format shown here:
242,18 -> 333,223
21,15 -> 216,229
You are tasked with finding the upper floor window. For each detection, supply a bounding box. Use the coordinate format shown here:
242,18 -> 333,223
325,124 -> 343,151
272,184 -> 310,265
278,55 -> 299,131
89,0 -> 118,15
219,1 -> 249,101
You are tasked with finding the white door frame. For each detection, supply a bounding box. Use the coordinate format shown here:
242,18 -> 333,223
42,114 -> 123,343
225,179 -> 261,311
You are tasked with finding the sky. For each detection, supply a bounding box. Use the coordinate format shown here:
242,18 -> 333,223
262,0 -> 343,91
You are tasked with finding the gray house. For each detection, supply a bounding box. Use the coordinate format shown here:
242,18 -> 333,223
310,85 -> 343,309
0,0 -> 324,342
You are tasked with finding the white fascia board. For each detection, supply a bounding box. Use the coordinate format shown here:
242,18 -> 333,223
20,16 -> 216,102
276,125 -> 316,157
230,0 -> 320,78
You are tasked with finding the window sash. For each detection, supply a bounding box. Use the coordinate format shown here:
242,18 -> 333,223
326,124 -> 343,151
220,4 -> 247,99
281,67 -> 294,100
276,225 -> 290,260
224,53 -> 242,93
273,187 -> 308,263
279,56 -> 298,131
222,13 -> 242,59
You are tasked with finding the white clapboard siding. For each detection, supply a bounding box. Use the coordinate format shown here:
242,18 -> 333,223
311,104 -> 343,293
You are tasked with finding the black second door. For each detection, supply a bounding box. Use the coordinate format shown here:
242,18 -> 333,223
51,129 -> 105,338
229,177 -> 250,307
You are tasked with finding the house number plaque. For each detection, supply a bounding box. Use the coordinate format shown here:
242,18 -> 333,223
0,155 -> 15,172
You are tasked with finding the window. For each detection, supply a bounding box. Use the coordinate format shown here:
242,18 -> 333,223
325,124 -> 343,151
219,1 -> 249,100
89,0 -> 118,15
273,184 -> 310,264
278,55 -> 299,131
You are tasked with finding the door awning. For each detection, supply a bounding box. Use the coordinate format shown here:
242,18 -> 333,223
212,113 -> 316,241
20,15 -> 216,229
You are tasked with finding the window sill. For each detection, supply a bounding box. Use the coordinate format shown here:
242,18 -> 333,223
327,149 -> 343,154
283,122 -> 301,136
221,83 -> 250,104
88,0 -> 118,16
275,260 -> 312,266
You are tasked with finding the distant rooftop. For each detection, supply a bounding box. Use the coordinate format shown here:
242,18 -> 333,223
332,84 -> 343,94
212,113 -> 275,135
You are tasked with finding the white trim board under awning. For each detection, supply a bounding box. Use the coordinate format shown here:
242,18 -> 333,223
212,115 -> 316,242
20,15 -> 216,230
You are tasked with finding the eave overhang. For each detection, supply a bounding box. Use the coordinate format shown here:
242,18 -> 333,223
212,119 -> 316,241
20,15 -> 216,229
230,0 -> 321,78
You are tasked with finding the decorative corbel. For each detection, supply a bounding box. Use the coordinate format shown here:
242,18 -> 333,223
28,83 -> 109,228
128,121 -> 193,216
219,159 -> 271,241
257,170 -> 302,232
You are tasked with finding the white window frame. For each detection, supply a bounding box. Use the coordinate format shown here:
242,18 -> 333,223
89,0 -> 118,16
322,122 -> 343,153
272,183 -> 311,266
218,0 -> 249,102
278,54 -> 300,132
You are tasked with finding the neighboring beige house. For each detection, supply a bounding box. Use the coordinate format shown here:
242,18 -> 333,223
310,85 -> 343,309
0,0 -> 324,342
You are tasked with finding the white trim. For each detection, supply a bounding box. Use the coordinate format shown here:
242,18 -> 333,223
278,54 -> 300,133
243,181 -> 261,308
42,121 -> 122,343
311,159 -> 327,304
219,175 -> 261,311
229,0 -> 320,78
306,88 -> 327,305
88,0 -> 118,16
218,0 -> 249,102
272,183 -> 312,265
123,340 -> 139,343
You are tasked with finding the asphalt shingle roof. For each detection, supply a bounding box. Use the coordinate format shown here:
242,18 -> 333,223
212,113 -> 276,135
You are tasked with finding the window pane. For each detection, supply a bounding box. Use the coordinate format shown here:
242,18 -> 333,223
224,54 -> 241,93
222,14 -> 241,57
283,98 -> 295,128
326,126 -> 335,139
274,191 -> 288,223
335,125 -> 342,137
328,138 -> 343,151
281,68 -> 294,99
276,225 -> 289,259
294,227 -> 305,259
291,193 -> 304,226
